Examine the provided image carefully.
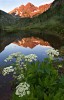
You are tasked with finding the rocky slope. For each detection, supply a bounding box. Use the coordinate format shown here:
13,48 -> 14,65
9,2 -> 51,18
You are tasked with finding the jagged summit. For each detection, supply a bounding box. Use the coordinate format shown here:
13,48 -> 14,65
9,2 -> 51,18
25,2 -> 35,7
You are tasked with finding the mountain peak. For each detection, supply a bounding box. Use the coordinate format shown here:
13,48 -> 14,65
26,2 -> 34,6
9,3 -> 51,18
19,5 -> 25,8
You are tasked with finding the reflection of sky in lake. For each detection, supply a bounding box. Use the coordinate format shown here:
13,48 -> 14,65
0,43 -> 52,67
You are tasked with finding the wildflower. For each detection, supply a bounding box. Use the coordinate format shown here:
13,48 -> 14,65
58,64 -> 62,68
15,82 -> 30,97
27,91 -> 30,95
17,74 -> 24,80
2,66 -> 14,76
47,48 -> 59,60
4,59 -> 7,62
25,54 -> 37,62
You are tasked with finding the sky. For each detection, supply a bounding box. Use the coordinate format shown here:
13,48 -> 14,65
0,0 -> 54,12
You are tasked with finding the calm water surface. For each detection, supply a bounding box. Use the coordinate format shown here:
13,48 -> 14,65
0,34 -> 53,67
0,43 -> 52,67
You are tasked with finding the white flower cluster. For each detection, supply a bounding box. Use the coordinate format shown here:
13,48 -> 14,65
47,48 -> 59,59
4,52 -> 22,62
9,52 -> 22,57
58,64 -> 62,68
20,61 -> 26,68
25,54 -> 37,62
2,66 -> 14,76
17,74 -> 24,80
4,56 -> 12,62
15,82 -> 30,97
4,53 -> 37,65
3,53 -> 37,77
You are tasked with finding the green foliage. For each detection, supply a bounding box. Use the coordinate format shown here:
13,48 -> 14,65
11,57 -> 64,100
2,48 -> 64,100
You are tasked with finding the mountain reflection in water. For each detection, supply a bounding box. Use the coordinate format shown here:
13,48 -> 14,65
13,37 -> 50,48
0,36 -> 52,67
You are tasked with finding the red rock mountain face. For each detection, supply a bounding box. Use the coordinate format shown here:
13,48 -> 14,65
9,2 -> 51,18
13,37 -> 50,48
